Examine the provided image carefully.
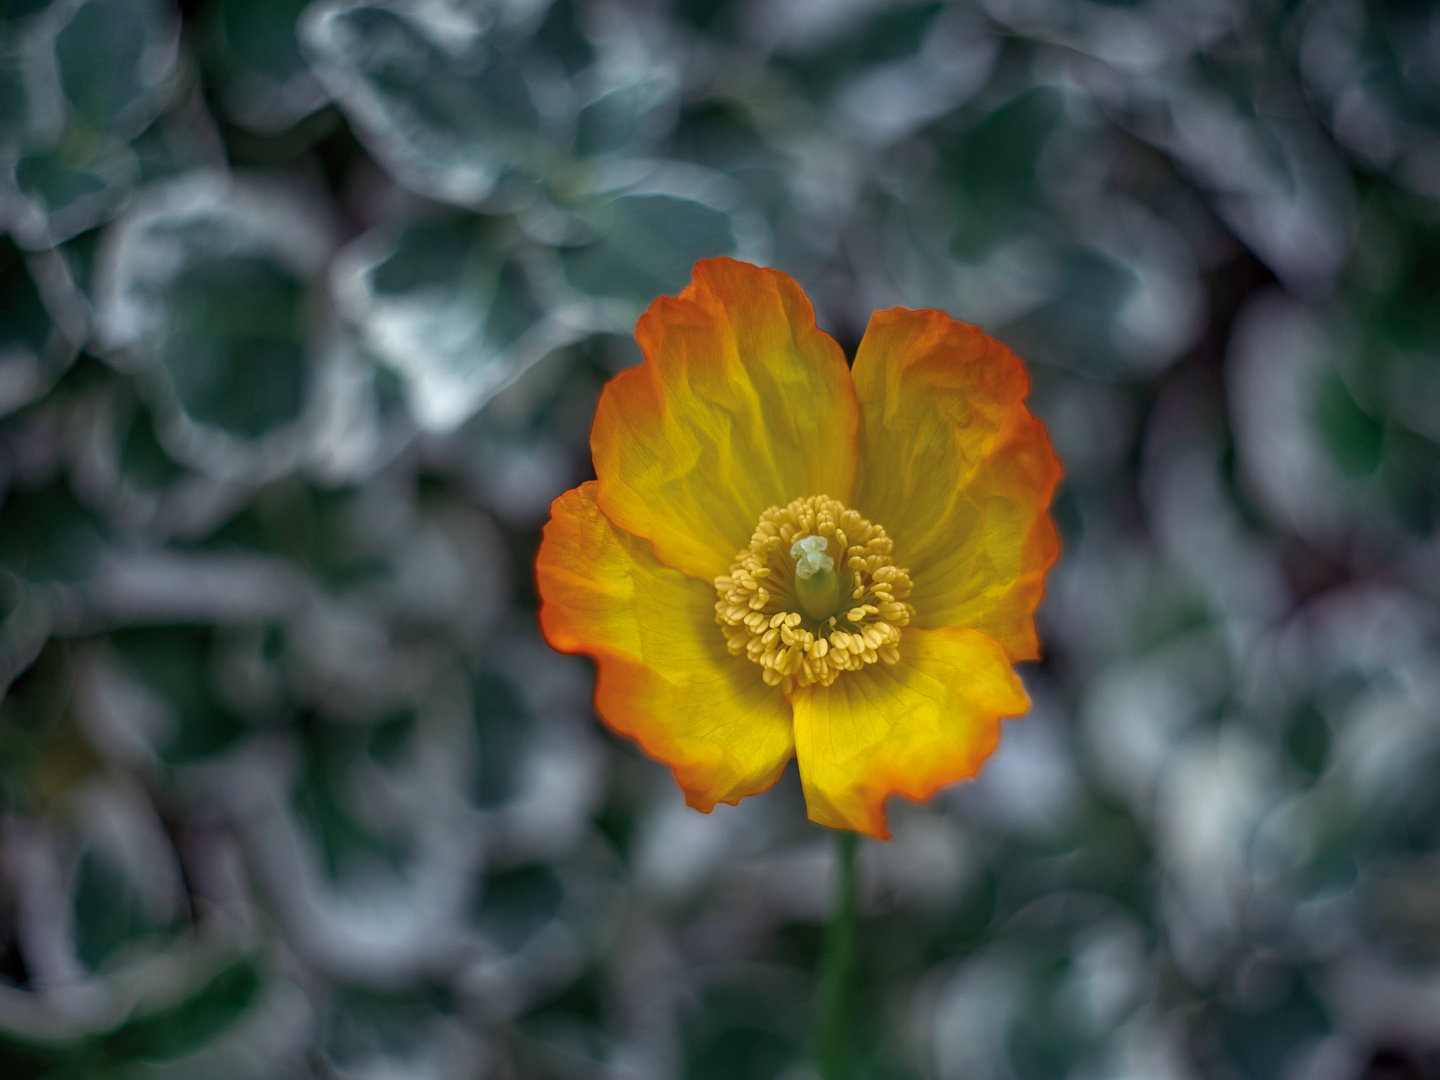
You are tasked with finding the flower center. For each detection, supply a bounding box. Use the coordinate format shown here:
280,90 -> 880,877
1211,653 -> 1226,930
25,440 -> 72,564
713,495 -> 915,693
790,534 -> 840,621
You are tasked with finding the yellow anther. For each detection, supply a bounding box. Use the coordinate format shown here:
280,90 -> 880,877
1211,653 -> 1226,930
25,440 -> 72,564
712,495 -> 915,694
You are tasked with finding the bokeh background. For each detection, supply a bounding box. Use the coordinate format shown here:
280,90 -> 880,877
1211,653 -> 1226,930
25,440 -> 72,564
2,0 -> 1439,1076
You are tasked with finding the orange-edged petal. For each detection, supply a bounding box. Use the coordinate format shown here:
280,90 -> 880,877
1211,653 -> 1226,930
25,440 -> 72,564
592,257 -> 858,583
537,482 -> 795,810
790,626 -> 1028,838
851,308 -> 1061,662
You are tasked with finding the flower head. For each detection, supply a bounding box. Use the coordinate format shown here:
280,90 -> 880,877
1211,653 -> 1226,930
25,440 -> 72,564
537,258 -> 1061,838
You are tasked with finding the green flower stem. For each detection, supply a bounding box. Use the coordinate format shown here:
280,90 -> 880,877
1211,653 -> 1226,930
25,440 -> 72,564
815,829 -> 859,1080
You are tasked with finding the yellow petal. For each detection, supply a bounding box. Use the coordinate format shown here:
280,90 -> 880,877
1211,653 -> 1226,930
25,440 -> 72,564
537,482 -> 795,810
851,307 -> 1061,661
791,626 -> 1028,838
592,257 -> 858,582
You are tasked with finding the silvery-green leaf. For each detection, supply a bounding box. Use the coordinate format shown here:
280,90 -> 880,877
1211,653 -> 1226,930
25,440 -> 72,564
48,0 -> 179,137
561,192 -> 734,306
332,213 -> 583,433
203,0 -> 329,133
0,0 -> 180,247
71,784 -> 184,971
94,171 -> 337,478
7,100 -> 225,334
977,0 -> 1357,293
829,7 -> 997,146
0,571 -> 54,697
574,76 -> 676,159
1147,93 -> 1354,296
128,81 -> 231,186
0,31 -> 27,154
0,239 -> 53,412
977,205 -> 1202,379
568,11 -> 680,161
0,239 -> 82,415
299,0 -> 547,208
1227,292 -> 1418,546
551,2 -> 682,164
2,141 -> 141,249
557,169 -> 741,324
0,473 -> 108,694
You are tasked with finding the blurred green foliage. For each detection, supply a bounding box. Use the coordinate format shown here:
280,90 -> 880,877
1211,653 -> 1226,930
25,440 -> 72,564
2,0 -> 1440,1078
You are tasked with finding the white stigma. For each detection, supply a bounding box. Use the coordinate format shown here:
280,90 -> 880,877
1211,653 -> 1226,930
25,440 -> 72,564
789,535 -> 834,580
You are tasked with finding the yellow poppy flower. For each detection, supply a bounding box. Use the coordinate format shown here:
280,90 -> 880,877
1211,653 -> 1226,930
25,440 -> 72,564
537,258 -> 1061,838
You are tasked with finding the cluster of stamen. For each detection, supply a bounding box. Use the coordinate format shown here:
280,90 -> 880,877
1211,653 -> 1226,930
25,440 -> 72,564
714,495 -> 914,693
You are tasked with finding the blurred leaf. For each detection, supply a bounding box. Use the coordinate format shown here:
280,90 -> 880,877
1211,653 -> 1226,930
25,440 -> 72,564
333,213 -> 580,432
685,983 -> 804,1080
55,0 -> 156,132
0,239 -> 53,414
116,400 -> 185,489
672,0 -> 729,31
1376,425 -> 1440,535
300,0 -> 545,207
532,0 -> 593,77
0,0 -> 178,247
473,669 -> 527,807
110,626 -> 246,762
204,0 -> 327,132
214,0 -> 309,88
0,0 -> 51,19
293,716 -> 407,881
73,850 -> 165,970
0,645 -> 102,812
50,225 -> 102,305
203,482 -> 388,589
944,87 -> 1062,260
575,80 -> 674,159
474,863 -> 563,952
324,983 -> 455,1067
1033,245 -> 1139,363
1350,189 -> 1440,443
102,959 -> 262,1061
0,1033 -> 66,1080
0,569 -> 19,626
1006,951 -> 1093,1080
0,241 -> 50,354
1283,700 -> 1332,778
366,708 -> 415,767
96,172 -> 328,450
5,144 -> 140,250
688,1026 -> 794,1080
1316,371 -> 1384,476
161,253 -> 306,436
561,192 -> 735,309
0,35 -> 26,152
775,3 -> 942,101
1216,979 -> 1329,1080
0,478 -> 105,583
